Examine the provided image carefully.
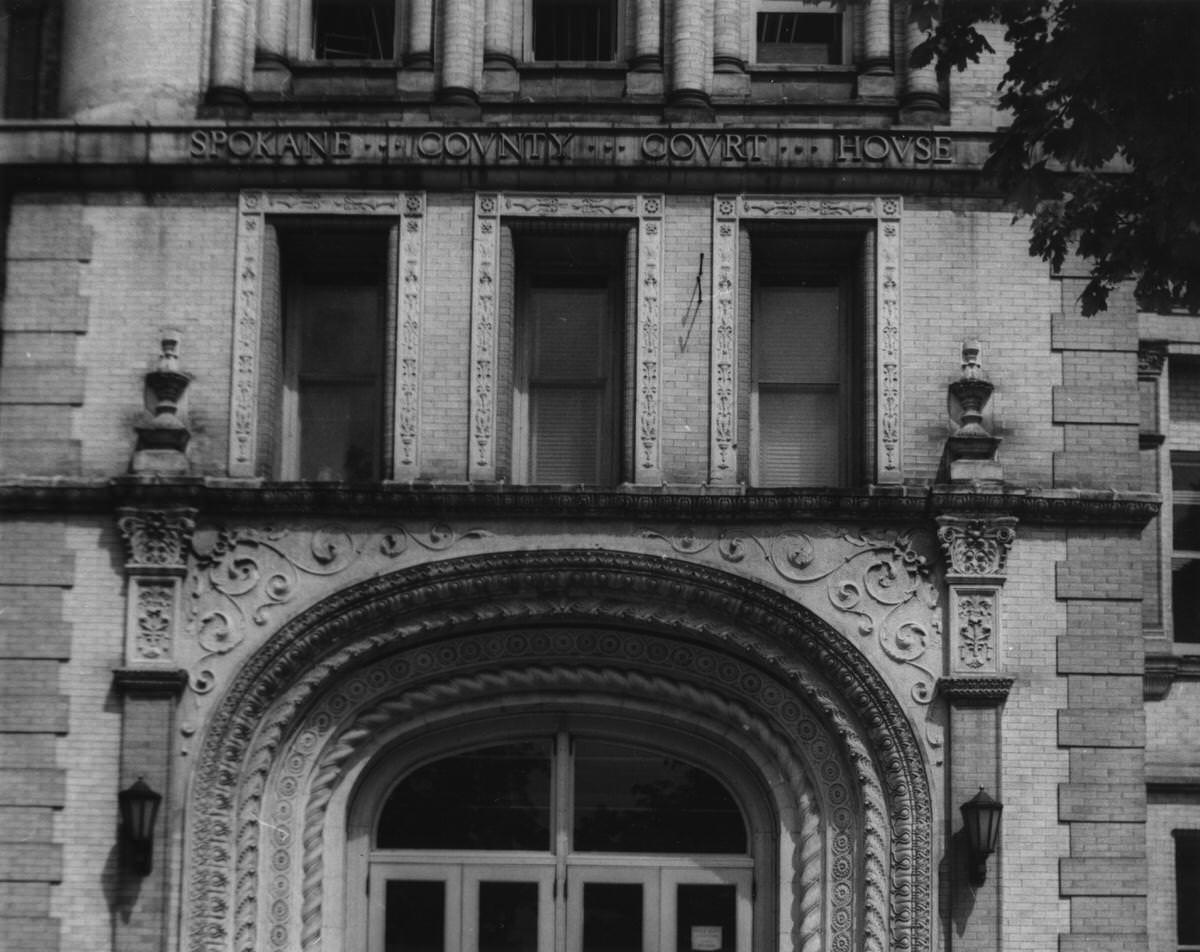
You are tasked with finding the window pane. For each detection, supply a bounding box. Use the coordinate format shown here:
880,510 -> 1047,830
1179,833 -> 1200,945
582,883 -> 643,952
676,885 -> 737,952
755,285 -> 839,384
1172,559 -> 1200,644
757,389 -> 840,486
479,881 -> 541,952
377,743 -> 553,850
530,387 -> 606,483
573,741 -> 747,854
299,285 -> 383,376
529,287 -> 611,379
756,12 -> 842,64
314,0 -> 395,58
385,881 -> 446,952
298,381 -> 381,481
532,0 -> 616,61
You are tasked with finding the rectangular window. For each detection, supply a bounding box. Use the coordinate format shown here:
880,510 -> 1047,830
748,230 -> 862,487
531,0 -> 618,62
513,233 -> 626,484
754,1 -> 845,65
312,0 -> 396,59
1172,453 -> 1200,643
279,227 -> 392,481
1178,831 -> 1200,952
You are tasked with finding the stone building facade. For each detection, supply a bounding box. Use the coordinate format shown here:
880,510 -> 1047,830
0,2 -> 1192,952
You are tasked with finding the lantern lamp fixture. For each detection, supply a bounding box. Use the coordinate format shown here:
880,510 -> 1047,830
118,778 -> 163,876
961,786 -> 1003,886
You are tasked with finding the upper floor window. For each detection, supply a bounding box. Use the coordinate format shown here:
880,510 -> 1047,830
312,0 -> 396,59
530,0 -> 619,62
1172,452 -> 1200,644
747,229 -> 864,487
278,226 -> 392,481
512,230 -> 627,484
753,0 -> 847,66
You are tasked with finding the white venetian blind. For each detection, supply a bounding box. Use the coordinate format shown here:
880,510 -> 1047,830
753,284 -> 842,486
527,283 -> 614,483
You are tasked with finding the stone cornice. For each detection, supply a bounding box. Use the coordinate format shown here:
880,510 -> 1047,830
937,676 -> 1015,704
0,478 -> 1160,527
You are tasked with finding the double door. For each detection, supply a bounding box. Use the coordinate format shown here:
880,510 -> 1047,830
371,859 -> 752,952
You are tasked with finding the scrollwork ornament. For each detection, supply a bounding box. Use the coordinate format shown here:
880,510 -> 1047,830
135,583 -> 174,659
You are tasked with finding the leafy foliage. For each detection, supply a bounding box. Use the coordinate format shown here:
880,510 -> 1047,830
910,0 -> 1200,315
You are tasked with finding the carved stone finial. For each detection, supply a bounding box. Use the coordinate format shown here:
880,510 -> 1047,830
936,515 -> 1017,580
944,340 -> 1002,483
117,507 -> 197,571
131,331 -> 192,475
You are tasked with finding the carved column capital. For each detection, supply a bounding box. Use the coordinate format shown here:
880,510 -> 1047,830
117,507 -> 197,573
935,515 -> 1017,582
1139,341 -> 1167,378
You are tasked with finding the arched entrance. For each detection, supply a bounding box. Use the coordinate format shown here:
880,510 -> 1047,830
182,550 -> 932,952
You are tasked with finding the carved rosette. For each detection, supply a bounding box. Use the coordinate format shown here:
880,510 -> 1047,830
229,191 -> 412,477
718,195 -> 902,484
468,192 -> 664,482
118,507 -> 197,666
936,515 -> 1016,677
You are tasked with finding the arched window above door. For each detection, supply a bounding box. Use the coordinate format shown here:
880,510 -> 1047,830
375,735 -> 749,854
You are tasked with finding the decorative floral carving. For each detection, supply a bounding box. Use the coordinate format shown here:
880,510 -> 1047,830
641,527 -> 940,702
185,550 -> 933,952
710,197 -> 739,483
470,194 -> 501,476
134,583 -> 174,659
956,593 -> 995,669
118,507 -> 197,569
936,516 -> 1017,578
637,207 -> 663,477
395,196 -> 425,476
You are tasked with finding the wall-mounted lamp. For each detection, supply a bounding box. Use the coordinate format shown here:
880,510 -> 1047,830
118,778 -> 162,875
961,787 -> 1003,886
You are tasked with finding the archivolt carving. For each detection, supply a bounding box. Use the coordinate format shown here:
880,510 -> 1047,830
641,528 -> 940,703
185,551 -> 932,952
256,659 -> 863,952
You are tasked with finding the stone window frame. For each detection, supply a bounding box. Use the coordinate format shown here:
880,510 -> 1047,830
709,195 -> 902,486
228,190 -> 426,480
469,193 -> 664,484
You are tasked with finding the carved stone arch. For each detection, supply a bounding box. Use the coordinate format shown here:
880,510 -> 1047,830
184,550 -> 932,952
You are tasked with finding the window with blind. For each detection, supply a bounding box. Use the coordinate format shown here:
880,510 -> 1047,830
1172,452 -> 1200,643
513,234 -> 625,485
746,229 -> 863,488
279,227 -> 392,481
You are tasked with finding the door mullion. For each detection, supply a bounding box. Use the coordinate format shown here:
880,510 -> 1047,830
554,731 -> 571,952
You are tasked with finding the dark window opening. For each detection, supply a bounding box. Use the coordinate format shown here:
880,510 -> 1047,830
3,0 -> 61,117
313,0 -> 395,59
532,0 -> 618,62
1178,832 -> 1200,951
756,11 -> 842,65
280,227 -> 390,482
1172,453 -> 1200,643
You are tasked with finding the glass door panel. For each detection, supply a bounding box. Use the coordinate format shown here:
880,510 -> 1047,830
464,865 -> 554,952
370,866 -> 462,952
568,868 -> 657,952
662,870 -> 751,952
